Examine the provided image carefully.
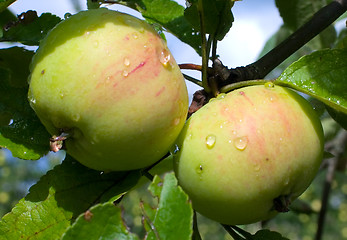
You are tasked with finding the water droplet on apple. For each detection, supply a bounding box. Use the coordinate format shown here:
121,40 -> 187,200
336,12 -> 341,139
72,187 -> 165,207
72,114 -> 80,122
206,135 -> 216,149
122,70 -> 129,77
105,76 -> 111,84
29,97 -> 36,105
123,58 -> 130,66
59,91 -> 65,99
284,178 -> 290,186
132,32 -> 138,39
233,136 -> 248,151
159,49 -> 171,67
216,93 -> 226,100
254,164 -> 260,171
264,81 -> 275,88
139,27 -> 145,33
94,41 -> 99,48
173,117 -> 180,126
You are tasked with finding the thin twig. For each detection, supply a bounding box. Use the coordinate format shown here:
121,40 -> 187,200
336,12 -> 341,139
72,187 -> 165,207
197,0 -> 210,93
315,130 -> 347,240
182,73 -> 203,87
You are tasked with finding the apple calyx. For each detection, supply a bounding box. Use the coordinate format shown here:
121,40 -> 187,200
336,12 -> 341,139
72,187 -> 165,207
50,131 -> 70,152
273,195 -> 291,213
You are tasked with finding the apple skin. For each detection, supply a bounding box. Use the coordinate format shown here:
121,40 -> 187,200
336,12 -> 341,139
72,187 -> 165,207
173,84 -> 324,225
28,8 -> 188,171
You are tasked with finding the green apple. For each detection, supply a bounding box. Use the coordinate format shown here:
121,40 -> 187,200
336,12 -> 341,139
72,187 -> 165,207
173,84 -> 324,225
28,8 -> 188,171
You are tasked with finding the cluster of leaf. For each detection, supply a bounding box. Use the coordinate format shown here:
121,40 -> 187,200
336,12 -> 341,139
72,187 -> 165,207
0,0 -> 346,239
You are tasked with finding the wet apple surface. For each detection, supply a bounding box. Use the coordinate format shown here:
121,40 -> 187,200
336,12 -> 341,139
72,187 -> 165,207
173,84 -> 324,225
29,8 -> 189,171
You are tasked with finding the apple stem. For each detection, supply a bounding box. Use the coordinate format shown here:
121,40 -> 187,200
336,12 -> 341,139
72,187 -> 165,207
141,152 -> 170,181
49,131 -> 70,152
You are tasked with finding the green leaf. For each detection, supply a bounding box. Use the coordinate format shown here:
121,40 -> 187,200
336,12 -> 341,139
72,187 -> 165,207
62,202 -> 139,240
0,11 -> 61,45
0,47 -> 50,160
275,0 -> 331,30
184,0 -> 234,41
87,0 -> 101,9
276,48 -> 347,113
113,0 -> 201,53
144,173 -> 193,240
326,105 -> 347,130
0,8 -> 16,38
0,156 -> 141,240
275,0 -> 336,49
251,229 -> 290,240
0,0 -> 16,12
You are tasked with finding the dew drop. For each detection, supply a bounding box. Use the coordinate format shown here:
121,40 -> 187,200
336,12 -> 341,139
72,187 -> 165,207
139,27 -> 145,33
122,70 -> 129,77
72,114 -> 80,122
173,117 -> 180,126
29,97 -> 36,105
94,41 -> 99,47
105,76 -> 111,84
123,58 -> 130,67
64,13 -> 72,19
284,177 -> 290,186
205,135 -> 216,149
264,81 -> 275,88
132,32 -> 138,39
59,91 -> 65,99
233,136 -> 248,151
159,49 -> 171,67
254,164 -> 260,172
216,93 -> 226,100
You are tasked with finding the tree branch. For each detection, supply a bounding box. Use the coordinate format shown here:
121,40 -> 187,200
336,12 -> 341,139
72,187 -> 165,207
315,130 -> 347,240
219,0 -> 347,86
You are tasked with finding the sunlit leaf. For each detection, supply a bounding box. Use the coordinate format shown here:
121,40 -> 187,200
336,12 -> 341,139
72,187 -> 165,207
275,0 -> 336,49
114,0 -> 201,53
276,48 -> 347,113
0,156 -> 141,239
62,202 -> 139,240
144,173 -> 193,240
